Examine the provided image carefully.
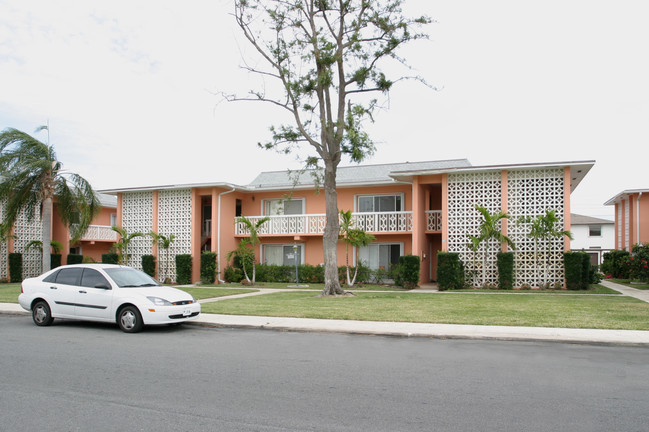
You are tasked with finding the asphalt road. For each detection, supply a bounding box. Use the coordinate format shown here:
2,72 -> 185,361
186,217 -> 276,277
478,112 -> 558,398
1,314 -> 648,432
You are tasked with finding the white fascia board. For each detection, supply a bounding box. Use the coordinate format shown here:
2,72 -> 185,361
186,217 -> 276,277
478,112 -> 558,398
99,182 -> 249,195
604,189 -> 649,206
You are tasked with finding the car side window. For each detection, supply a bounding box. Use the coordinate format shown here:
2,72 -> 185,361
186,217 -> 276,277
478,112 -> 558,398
54,268 -> 83,286
43,270 -> 60,283
81,269 -> 110,289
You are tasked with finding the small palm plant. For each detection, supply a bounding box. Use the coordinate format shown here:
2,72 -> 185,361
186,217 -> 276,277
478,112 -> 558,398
474,205 -> 515,288
111,226 -> 144,266
25,240 -> 64,273
339,210 -> 375,287
232,216 -> 269,285
148,231 -> 176,283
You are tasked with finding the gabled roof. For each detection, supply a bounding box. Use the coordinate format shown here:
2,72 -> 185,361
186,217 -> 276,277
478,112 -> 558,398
604,189 -> 649,206
246,159 -> 472,190
389,160 -> 595,192
570,213 -> 613,225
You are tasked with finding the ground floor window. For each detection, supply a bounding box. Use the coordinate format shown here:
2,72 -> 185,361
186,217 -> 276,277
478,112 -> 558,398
358,243 -> 402,270
263,244 -> 303,266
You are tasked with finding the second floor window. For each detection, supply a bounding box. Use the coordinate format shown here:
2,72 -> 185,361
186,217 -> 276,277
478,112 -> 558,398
264,198 -> 303,215
589,225 -> 602,237
358,194 -> 403,213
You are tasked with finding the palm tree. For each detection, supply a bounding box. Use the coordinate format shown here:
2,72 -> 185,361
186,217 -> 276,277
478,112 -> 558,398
226,239 -> 255,283
339,210 -> 375,287
474,205 -> 515,287
111,226 -> 144,266
520,209 -> 572,287
0,126 -> 99,273
148,231 -> 176,283
233,216 -> 269,285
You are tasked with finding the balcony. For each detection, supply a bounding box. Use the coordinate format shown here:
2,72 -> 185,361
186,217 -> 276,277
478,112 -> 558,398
235,211 -> 415,236
426,210 -> 442,231
71,225 -> 118,242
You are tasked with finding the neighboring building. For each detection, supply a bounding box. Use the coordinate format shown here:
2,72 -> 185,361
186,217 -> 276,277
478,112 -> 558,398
0,193 -> 117,280
103,159 -> 594,287
569,213 -> 614,265
604,189 -> 649,250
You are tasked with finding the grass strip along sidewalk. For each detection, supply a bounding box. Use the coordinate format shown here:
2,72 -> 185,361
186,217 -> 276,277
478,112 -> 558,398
200,290 -> 649,331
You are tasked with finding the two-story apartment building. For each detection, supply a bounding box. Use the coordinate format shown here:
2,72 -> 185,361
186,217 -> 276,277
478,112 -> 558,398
569,213 -> 614,265
604,189 -> 649,250
103,158 -> 593,287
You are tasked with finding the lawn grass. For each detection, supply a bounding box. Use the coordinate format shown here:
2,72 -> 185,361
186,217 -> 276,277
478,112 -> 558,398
181,287 -> 258,300
450,285 -> 619,295
200,291 -> 649,330
200,282 -> 403,291
0,284 -> 21,303
609,279 -> 649,290
0,284 -> 257,303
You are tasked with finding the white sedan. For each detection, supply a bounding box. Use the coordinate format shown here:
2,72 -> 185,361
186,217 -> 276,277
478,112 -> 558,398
19,264 -> 201,333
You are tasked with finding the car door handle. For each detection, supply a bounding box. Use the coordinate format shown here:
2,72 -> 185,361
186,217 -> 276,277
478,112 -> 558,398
79,290 -> 87,294
50,286 -> 57,290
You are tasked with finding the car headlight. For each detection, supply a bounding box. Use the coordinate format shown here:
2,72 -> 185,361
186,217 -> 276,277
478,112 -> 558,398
147,296 -> 172,306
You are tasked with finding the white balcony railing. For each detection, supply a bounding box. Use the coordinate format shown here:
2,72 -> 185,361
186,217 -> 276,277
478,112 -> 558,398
71,225 -> 118,241
426,210 -> 442,231
235,211 -> 414,236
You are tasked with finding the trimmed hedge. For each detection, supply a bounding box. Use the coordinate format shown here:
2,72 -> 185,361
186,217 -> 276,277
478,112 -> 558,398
102,253 -> 119,264
142,255 -> 156,277
200,252 -> 218,284
51,254 -> 62,270
67,254 -> 83,265
437,252 -> 464,290
9,253 -> 22,283
497,252 -> 514,290
394,255 -> 420,289
175,254 -> 193,284
564,251 -> 590,290
223,263 -> 374,285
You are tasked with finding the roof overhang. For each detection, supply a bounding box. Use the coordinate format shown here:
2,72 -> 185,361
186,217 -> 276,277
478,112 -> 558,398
389,160 -> 595,193
100,182 -> 249,195
604,189 -> 649,206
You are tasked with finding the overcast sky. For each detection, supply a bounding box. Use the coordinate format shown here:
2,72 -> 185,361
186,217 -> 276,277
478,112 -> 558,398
1,0 -> 648,219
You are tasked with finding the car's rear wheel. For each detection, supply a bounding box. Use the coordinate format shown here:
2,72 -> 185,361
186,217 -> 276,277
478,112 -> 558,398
117,306 -> 144,333
32,301 -> 54,327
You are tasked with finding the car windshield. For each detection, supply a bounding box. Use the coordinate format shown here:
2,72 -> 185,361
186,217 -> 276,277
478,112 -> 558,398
104,268 -> 161,288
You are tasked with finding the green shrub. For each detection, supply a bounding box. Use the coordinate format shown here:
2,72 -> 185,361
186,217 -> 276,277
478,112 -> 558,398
67,254 -> 83,265
580,252 -> 591,289
200,252 -> 218,284
497,252 -> 514,289
630,244 -> 649,282
9,253 -> 22,283
564,251 -> 587,290
600,249 -> 631,278
175,254 -> 193,284
394,255 -> 420,289
224,266 -> 243,283
51,254 -> 62,270
437,252 -> 464,290
142,255 -> 156,277
102,253 -> 119,264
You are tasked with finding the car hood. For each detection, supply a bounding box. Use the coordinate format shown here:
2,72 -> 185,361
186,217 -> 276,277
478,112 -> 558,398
126,286 -> 195,302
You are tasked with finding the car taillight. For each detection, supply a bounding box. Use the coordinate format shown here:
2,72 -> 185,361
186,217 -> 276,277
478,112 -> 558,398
20,284 -> 24,293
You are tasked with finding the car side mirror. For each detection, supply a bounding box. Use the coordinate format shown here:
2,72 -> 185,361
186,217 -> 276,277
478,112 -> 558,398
95,283 -> 111,290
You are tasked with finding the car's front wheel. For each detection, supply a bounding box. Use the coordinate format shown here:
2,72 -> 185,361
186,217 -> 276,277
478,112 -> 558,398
117,306 -> 144,333
32,301 -> 54,327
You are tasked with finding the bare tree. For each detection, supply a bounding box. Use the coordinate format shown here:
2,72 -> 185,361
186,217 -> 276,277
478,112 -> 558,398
229,0 -> 430,295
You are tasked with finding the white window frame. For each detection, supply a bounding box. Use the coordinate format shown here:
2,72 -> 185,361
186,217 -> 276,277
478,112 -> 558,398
357,242 -> 404,270
261,243 -> 305,266
261,198 -> 305,216
354,193 -> 404,213
588,225 -> 602,237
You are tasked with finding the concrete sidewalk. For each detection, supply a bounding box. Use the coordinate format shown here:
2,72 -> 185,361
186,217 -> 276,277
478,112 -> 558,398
3,300 -> 649,346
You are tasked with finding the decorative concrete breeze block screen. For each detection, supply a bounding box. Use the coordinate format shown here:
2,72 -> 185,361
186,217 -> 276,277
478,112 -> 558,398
447,168 -> 566,287
157,189 -> 191,282
507,168 -> 565,287
447,171 -> 503,284
14,207 -> 43,278
122,192 -> 154,271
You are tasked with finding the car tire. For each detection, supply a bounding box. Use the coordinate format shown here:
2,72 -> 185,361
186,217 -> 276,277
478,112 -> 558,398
117,306 -> 144,333
32,301 -> 54,327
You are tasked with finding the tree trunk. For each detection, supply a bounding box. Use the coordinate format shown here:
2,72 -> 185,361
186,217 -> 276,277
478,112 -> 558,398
42,197 -> 52,273
321,164 -> 344,296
